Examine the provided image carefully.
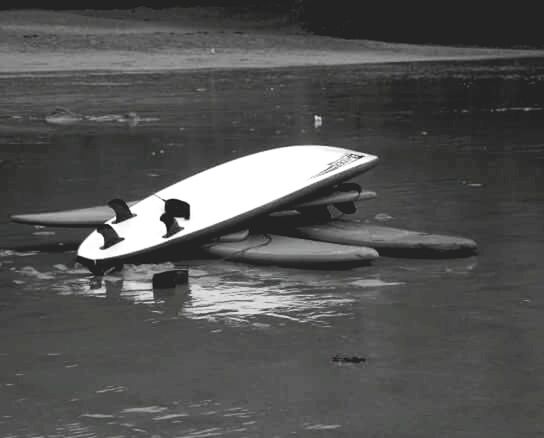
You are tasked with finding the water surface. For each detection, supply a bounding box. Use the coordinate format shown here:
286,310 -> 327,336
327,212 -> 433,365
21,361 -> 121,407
1,59 -> 544,437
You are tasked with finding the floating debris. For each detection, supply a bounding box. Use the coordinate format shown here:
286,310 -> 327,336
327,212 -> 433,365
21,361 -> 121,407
152,269 -> 189,290
304,424 -> 342,431
45,107 -> 83,125
45,108 -> 154,127
313,114 -> 323,128
461,180 -> 484,188
374,212 -> 393,222
332,354 -> 366,364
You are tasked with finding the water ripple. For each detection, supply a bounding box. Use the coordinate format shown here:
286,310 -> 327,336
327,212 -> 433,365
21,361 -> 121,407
4,259 -> 409,327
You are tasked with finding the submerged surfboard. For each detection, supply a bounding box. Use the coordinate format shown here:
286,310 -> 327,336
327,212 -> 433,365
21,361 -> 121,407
77,145 -> 378,270
201,233 -> 379,267
272,218 -> 478,258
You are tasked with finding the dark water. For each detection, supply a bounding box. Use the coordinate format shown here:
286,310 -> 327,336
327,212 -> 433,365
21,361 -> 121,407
1,59 -> 544,437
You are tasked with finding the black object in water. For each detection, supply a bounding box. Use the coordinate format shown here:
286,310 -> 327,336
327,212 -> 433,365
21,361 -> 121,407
332,354 -> 367,364
152,269 -> 189,289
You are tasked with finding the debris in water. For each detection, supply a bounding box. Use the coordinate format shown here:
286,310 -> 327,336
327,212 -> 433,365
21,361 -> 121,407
152,269 -> 189,290
374,213 -> 393,222
332,354 -> 366,364
461,180 -> 484,188
45,107 -> 83,125
313,114 -> 323,128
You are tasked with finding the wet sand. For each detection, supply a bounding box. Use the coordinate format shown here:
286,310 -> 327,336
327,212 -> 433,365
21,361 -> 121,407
1,7 -> 544,74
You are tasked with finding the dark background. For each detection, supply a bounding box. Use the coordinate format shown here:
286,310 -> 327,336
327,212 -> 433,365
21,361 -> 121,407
1,1 -> 542,48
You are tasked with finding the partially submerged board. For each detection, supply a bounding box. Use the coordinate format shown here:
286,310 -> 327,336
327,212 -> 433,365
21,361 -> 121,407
10,202 -> 138,228
77,145 -> 378,269
10,190 -> 376,228
269,218 -> 478,258
202,233 -> 379,267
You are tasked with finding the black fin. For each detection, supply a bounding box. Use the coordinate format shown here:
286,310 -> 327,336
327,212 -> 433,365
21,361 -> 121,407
96,224 -> 124,249
165,199 -> 190,219
336,182 -> 362,193
160,213 -> 183,238
108,198 -> 136,223
334,201 -> 357,214
296,206 -> 332,222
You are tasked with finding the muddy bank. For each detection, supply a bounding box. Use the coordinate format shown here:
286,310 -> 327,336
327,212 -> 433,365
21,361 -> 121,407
1,8 -> 543,74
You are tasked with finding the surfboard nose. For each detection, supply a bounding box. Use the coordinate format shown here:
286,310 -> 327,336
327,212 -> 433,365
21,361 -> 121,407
364,153 -> 379,165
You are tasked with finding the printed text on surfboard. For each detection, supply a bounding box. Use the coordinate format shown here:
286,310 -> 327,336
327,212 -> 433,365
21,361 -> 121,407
312,153 -> 364,178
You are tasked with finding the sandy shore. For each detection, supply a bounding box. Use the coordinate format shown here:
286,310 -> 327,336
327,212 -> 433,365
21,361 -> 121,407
1,7 -> 544,74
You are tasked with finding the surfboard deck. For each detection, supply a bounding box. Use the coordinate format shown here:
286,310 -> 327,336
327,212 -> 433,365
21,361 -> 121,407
269,218 -> 478,258
77,145 -> 378,269
10,190 -> 376,228
201,233 -> 379,267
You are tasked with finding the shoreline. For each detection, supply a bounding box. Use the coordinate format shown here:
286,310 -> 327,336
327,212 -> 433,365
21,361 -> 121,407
3,54 -> 543,78
1,8 -> 544,75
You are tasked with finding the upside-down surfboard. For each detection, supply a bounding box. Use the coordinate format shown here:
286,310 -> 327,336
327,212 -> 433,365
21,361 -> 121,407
76,145 -> 378,271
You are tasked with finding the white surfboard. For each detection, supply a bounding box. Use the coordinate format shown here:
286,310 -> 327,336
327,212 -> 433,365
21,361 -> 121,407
10,188 -> 377,228
77,145 -> 378,270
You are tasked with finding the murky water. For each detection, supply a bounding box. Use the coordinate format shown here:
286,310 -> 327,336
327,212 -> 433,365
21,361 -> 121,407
1,59 -> 544,437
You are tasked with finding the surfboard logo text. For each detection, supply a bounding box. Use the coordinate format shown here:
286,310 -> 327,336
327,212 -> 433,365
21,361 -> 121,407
313,153 -> 364,178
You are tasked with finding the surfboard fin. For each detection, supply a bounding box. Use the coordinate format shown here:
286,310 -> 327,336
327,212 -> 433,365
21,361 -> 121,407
334,201 -> 357,214
336,182 -> 362,193
297,206 -> 332,222
160,213 -> 183,238
96,224 -> 124,249
108,198 -> 136,223
164,199 -> 190,219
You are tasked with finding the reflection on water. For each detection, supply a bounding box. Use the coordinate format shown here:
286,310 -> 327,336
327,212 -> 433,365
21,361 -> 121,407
6,254 -> 415,327
2,58 -> 544,437
9,398 -> 260,438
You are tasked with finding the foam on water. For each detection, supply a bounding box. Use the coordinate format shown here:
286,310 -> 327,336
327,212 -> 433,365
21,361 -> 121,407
44,108 -> 159,126
0,250 -> 39,257
304,423 -> 342,430
121,406 -> 168,414
350,279 -> 405,287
